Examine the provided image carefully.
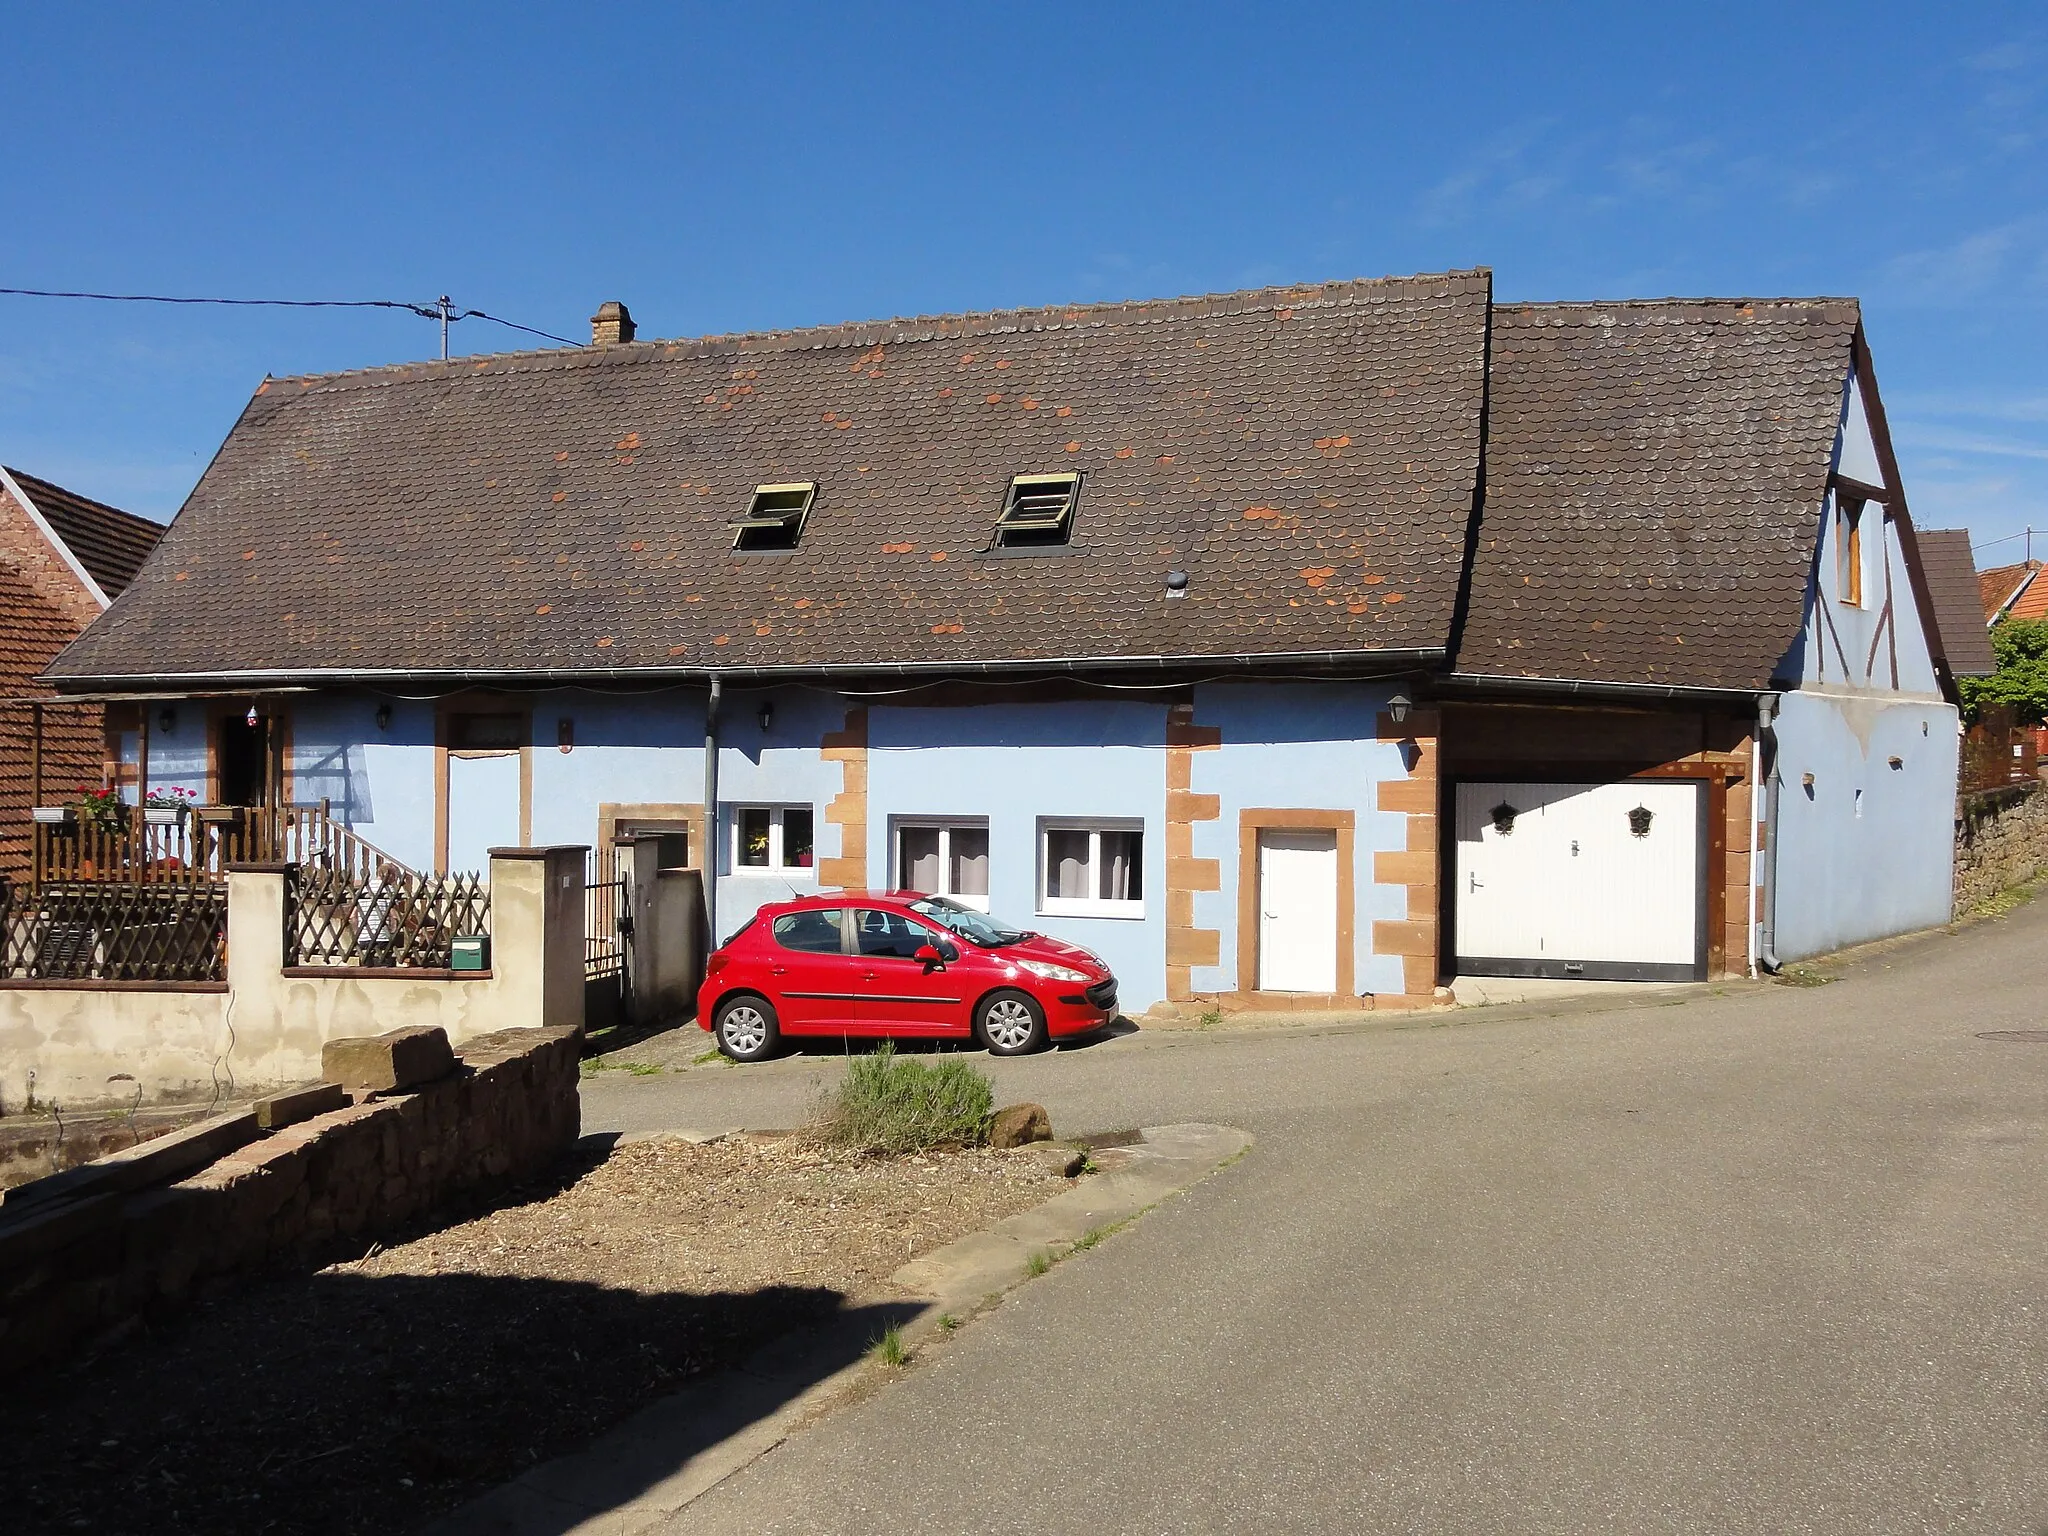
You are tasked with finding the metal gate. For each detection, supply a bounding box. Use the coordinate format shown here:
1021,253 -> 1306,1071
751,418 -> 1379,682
1452,780 -> 1706,982
585,849 -> 627,1031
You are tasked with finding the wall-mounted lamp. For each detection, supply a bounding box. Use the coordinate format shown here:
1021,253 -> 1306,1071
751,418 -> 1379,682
374,703 -> 392,731
1387,690 -> 1413,726
157,708 -> 176,734
557,717 -> 575,754
757,700 -> 774,733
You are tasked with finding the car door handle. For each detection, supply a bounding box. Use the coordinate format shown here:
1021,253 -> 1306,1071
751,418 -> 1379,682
770,965 -> 788,976
862,970 -> 879,981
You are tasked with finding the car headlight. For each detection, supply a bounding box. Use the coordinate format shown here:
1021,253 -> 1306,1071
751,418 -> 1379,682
1016,958 -> 1090,983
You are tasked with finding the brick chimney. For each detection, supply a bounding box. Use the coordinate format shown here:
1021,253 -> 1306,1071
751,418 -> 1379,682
590,300 -> 636,346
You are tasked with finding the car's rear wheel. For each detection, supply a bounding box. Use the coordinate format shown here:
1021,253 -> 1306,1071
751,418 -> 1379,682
714,994 -> 781,1062
977,989 -> 1048,1056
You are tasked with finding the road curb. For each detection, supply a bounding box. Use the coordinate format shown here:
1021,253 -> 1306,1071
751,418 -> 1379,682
428,1122 -> 1254,1536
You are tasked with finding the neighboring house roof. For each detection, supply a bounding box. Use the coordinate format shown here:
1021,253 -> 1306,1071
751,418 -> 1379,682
1978,559 -> 2039,623
3,467 -> 164,598
0,470 -> 159,880
45,271 -> 1494,684
2011,583 -> 2048,623
1454,299 -> 1862,692
0,559 -> 90,700
1915,528 -> 1997,677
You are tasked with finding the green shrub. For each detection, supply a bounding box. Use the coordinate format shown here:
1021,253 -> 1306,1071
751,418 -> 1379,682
808,1044 -> 994,1154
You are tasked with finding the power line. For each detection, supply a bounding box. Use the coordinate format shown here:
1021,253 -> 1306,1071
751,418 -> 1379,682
0,284 -> 582,351
456,308 -> 580,347
1973,528 -> 2040,559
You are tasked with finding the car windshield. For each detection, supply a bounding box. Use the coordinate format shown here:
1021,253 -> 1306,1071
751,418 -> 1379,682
908,896 -> 1029,948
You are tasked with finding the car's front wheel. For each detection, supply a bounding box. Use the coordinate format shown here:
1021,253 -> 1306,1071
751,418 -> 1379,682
977,989 -> 1049,1055
714,994 -> 781,1062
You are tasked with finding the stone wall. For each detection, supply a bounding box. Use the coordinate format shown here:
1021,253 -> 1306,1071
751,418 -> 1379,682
0,846 -> 586,1112
1954,785 -> 2048,913
0,1024 -> 579,1378
0,1102 -> 231,1192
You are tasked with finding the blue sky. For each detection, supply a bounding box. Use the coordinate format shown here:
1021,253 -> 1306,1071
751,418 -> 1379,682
3,3 -> 2044,567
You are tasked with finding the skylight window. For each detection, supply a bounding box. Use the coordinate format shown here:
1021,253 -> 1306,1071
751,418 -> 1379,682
992,472 -> 1081,548
731,483 -> 816,553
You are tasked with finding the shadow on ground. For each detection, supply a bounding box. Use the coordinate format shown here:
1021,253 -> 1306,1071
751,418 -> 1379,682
775,1017 -> 1139,1062
2,1262 -> 918,1536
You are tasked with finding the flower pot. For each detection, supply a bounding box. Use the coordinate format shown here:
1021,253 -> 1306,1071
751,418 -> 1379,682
31,806 -> 70,825
144,806 -> 187,826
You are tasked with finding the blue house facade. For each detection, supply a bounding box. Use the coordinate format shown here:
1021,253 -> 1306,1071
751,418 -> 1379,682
48,272 -> 1988,1011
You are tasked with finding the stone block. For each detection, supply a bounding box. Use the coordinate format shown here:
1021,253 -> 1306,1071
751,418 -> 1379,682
1377,779 -> 1437,814
989,1103 -> 1053,1148
321,1025 -> 456,1095
2,1109 -> 260,1214
253,1082 -> 348,1132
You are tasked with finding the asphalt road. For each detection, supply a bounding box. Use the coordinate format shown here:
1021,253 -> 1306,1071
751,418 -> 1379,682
582,907 -> 2048,1535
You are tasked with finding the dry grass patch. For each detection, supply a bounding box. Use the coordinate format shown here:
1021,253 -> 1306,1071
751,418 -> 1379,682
805,1043 -> 995,1155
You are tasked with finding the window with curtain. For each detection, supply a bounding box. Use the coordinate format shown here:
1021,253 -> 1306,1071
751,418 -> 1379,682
1037,819 -> 1144,917
732,805 -> 814,873
893,820 -> 990,908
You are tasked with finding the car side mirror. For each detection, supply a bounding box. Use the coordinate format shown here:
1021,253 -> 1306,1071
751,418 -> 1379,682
915,942 -> 949,969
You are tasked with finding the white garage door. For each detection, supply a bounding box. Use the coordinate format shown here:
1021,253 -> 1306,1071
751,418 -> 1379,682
1453,780 -> 1704,981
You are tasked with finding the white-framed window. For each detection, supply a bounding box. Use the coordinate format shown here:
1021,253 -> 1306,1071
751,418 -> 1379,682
892,818 -> 990,909
1037,818 -> 1144,919
731,804 -> 815,874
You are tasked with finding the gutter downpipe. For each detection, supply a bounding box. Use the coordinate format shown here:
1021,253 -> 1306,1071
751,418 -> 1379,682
1756,691 -> 1783,974
704,676 -> 721,949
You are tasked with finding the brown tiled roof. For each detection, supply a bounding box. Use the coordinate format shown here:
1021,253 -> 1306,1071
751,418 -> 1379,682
1977,560 -> 2037,621
1454,299 -> 1862,691
5,468 -> 164,596
46,271 -> 1493,684
1916,529 -> 1996,677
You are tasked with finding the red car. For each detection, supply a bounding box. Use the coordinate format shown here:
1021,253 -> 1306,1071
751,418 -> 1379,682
698,891 -> 1119,1061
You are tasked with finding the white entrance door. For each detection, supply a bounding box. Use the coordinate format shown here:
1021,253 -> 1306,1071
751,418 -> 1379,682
447,752 -> 522,876
1454,780 -> 1703,980
1257,828 -> 1339,992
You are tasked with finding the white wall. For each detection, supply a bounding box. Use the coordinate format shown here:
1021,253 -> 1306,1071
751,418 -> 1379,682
1768,364 -> 1961,960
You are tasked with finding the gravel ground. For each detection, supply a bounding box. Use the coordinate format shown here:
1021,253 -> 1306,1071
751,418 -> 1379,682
5,1134 -> 1067,1536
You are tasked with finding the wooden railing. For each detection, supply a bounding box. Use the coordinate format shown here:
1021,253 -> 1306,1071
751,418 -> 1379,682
29,802 -> 414,890
286,867 -> 489,969
1,874 -> 227,982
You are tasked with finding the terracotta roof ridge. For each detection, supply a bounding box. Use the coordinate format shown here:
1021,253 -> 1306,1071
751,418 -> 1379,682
251,267 -> 1494,396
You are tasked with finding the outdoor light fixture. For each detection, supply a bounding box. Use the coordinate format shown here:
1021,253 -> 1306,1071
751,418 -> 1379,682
757,701 -> 774,733
245,704 -> 259,729
375,704 -> 392,730
1387,691 -> 1412,726
157,708 -> 175,734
